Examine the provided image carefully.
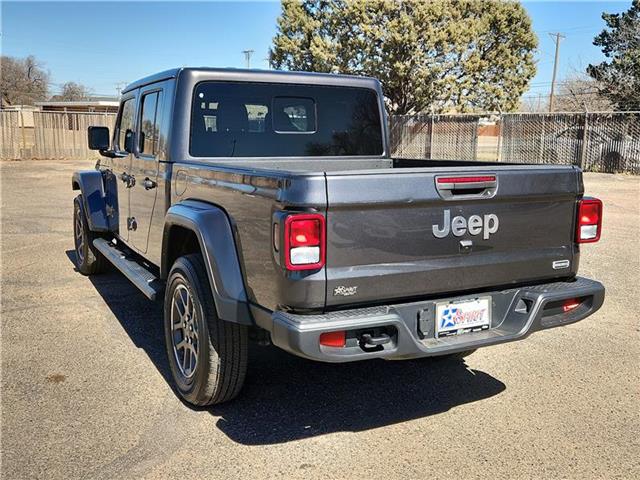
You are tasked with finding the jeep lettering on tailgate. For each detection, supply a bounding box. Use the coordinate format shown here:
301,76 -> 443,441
432,210 -> 499,240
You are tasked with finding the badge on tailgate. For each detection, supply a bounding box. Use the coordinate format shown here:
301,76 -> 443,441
432,210 -> 499,239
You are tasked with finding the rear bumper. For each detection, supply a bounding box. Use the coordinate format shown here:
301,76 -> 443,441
268,277 -> 605,362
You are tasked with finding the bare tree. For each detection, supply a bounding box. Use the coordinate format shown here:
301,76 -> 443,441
0,55 -> 50,106
50,81 -> 93,101
519,94 -> 548,112
553,74 -> 613,112
519,75 -> 613,113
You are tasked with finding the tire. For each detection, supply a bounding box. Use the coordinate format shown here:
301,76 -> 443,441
73,195 -> 108,275
164,254 -> 248,406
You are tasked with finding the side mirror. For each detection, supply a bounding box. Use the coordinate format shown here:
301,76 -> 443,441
88,126 -> 110,150
124,129 -> 135,154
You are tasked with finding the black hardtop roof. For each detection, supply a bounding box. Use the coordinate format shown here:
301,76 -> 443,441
122,67 -> 381,94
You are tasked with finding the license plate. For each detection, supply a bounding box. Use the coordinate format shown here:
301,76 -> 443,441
435,297 -> 491,337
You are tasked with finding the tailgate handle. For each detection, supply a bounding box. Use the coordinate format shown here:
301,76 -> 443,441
435,175 -> 497,200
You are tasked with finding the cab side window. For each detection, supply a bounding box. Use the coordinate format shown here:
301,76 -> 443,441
116,98 -> 136,152
139,91 -> 163,156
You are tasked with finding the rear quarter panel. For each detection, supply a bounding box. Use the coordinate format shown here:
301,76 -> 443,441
171,162 -> 327,311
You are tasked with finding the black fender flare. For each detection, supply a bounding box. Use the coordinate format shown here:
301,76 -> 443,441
162,200 -> 252,325
72,170 -> 111,232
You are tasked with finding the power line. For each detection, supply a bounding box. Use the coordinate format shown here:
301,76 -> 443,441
535,24 -> 603,35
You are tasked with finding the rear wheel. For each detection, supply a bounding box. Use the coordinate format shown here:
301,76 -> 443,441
164,254 -> 248,406
73,195 -> 108,275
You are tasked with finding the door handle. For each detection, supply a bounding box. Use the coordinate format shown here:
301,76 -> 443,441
120,172 -> 135,188
143,178 -> 157,190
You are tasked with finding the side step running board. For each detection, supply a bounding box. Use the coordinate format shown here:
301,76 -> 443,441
93,238 -> 164,301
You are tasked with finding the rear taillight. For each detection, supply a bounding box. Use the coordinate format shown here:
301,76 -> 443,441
576,198 -> 602,243
284,213 -> 325,270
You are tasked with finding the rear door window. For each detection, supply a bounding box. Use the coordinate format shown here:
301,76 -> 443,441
139,91 -> 163,156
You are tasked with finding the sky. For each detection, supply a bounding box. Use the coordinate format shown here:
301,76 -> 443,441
0,0 -> 632,101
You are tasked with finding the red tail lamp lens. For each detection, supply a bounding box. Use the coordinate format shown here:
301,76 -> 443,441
289,219 -> 321,247
319,331 -> 346,348
576,198 -> 602,243
562,299 -> 581,312
283,213 -> 326,271
579,202 -> 600,225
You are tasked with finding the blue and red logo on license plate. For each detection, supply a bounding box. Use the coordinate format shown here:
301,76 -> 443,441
436,297 -> 491,337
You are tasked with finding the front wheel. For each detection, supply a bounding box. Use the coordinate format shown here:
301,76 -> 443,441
73,195 -> 108,275
164,254 -> 248,406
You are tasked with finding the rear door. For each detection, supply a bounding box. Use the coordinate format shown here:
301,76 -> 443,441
324,165 -> 581,307
128,84 -> 165,253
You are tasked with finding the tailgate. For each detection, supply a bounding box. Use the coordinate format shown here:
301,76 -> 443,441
324,165 -> 582,307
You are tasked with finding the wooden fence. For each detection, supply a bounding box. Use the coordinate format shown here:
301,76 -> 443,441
0,111 -> 116,160
0,111 -> 23,160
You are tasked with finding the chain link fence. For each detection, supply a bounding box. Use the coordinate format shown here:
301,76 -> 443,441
391,111 -> 640,174
390,114 -> 479,160
0,111 -> 116,160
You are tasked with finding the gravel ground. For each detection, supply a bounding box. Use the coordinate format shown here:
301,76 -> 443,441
1,160 -> 638,479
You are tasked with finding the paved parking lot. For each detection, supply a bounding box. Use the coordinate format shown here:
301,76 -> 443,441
1,160 -> 638,479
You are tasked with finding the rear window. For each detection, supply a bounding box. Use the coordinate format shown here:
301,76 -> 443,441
190,82 -> 383,157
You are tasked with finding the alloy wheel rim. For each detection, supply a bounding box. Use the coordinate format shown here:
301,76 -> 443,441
74,208 -> 85,264
171,283 -> 198,378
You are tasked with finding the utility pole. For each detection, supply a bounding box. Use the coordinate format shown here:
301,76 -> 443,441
548,32 -> 565,113
115,82 -> 127,97
242,50 -> 254,69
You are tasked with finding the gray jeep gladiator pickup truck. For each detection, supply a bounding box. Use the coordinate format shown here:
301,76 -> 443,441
73,68 -> 605,405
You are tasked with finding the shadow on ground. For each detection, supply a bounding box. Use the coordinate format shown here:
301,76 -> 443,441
66,250 -> 506,445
